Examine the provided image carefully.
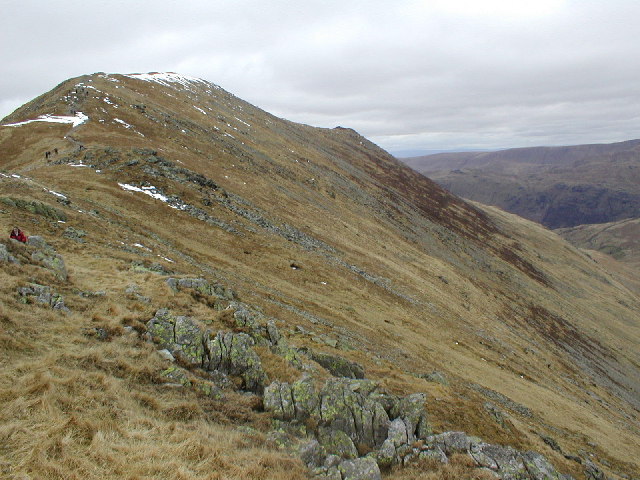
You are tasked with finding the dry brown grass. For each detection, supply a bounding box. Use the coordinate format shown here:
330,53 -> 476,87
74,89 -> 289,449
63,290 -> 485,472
256,346 -> 303,384
387,454 -> 499,480
0,270 -> 307,480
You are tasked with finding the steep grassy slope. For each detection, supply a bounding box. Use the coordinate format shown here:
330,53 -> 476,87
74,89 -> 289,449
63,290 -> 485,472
556,218 -> 640,268
401,141 -> 640,229
1,73 -> 639,479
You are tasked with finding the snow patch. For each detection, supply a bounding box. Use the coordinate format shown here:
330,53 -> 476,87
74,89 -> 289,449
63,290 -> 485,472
124,72 -> 221,93
45,189 -> 67,199
2,112 -> 89,128
234,116 -> 251,127
114,118 -> 132,129
194,106 -> 208,115
118,183 -> 186,210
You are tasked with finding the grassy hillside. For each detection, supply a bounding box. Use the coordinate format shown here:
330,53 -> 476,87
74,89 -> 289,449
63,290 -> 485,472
1,73 -> 639,479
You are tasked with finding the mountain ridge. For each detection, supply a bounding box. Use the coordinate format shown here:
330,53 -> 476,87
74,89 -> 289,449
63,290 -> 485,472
1,72 -> 639,480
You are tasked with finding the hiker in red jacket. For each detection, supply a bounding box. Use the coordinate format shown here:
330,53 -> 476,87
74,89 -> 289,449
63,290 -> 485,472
10,227 -> 27,243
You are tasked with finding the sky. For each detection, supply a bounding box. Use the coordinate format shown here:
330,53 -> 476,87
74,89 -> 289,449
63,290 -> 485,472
1,0 -> 639,156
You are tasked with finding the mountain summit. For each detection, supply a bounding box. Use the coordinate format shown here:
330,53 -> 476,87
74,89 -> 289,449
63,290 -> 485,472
1,73 -> 639,479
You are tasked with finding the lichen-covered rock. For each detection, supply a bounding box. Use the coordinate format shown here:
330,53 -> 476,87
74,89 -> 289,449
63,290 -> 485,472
420,371 -> 448,385
63,226 -> 86,243
584,460 -> 605,480
319,378 -> 390,448
205,331 -> 268,392
338,457 -> 381,480
1,197 -> 66,221
390,393 -> 431,440
157,349 -> 175,362
161,366 -> 191,387
18,283 -> 69,311
232,302 -> 263,329
131,261 -> 173,275
485,402 -> 510,429
266,319 -> 281,345
470,443 -> 525,476
324,455 -> 342,469
300,439 -> 327,467
0,244 -> 18,264
27,236 -> 67,280
387,418 -> 410,447
125,283 -> 151,303
521,451 -> 565,480
264,375 -> 319,421
264,381 -> 296,420
267,430 -> 295,450
468,441 -> 499,470
194,379 -> 224,400
264,377 -> 390,449
375,439 -> 397,467
147,309 -> 176,349
311,351 -> 365,379
25,235 -> 50,250
433,431 -> 472,454
271,340 -> 308,369
318,428 -> 358,459
418,445 -> 448,464
166,277 -> 235,300
174,315 -> 206,365
315,466 -> 342,480
146,309 -> 206,367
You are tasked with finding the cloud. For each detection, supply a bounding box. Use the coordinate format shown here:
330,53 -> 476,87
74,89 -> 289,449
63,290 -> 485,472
1,0 -> 639,154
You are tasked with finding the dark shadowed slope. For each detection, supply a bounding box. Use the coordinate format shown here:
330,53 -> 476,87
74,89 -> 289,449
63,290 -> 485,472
401,140 -> 640,229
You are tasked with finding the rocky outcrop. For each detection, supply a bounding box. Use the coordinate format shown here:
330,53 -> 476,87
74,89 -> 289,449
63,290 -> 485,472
27,236 -> 67,280
130,261 -> 173,275
146,309 -> 206,367
309,351 -> 365,379
265,377 -> 394,449
0,244 -> 18,264
160,365 -> 224,399
390,393 -> 431,441
146,309 -> 268,392
18,283 -> 69,311
0,197 -> 67,221
166,277 -> 235,300
317,428 -> 358,460
205,331 -> 268,392
143,300 -> 568,480
63,226 -> 86,243
420,370 -> 448,385
264,375 -> 572,479
337,458 -> 381,480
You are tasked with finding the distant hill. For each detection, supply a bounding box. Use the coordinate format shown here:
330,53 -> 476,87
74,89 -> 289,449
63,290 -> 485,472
402,140 -> 640,229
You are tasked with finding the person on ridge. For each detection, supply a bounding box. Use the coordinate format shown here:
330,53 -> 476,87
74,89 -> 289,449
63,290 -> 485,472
10,227 -> 27,243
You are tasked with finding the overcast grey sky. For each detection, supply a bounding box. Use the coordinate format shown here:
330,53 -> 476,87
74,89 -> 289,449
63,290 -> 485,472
1,0 -> 639,155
